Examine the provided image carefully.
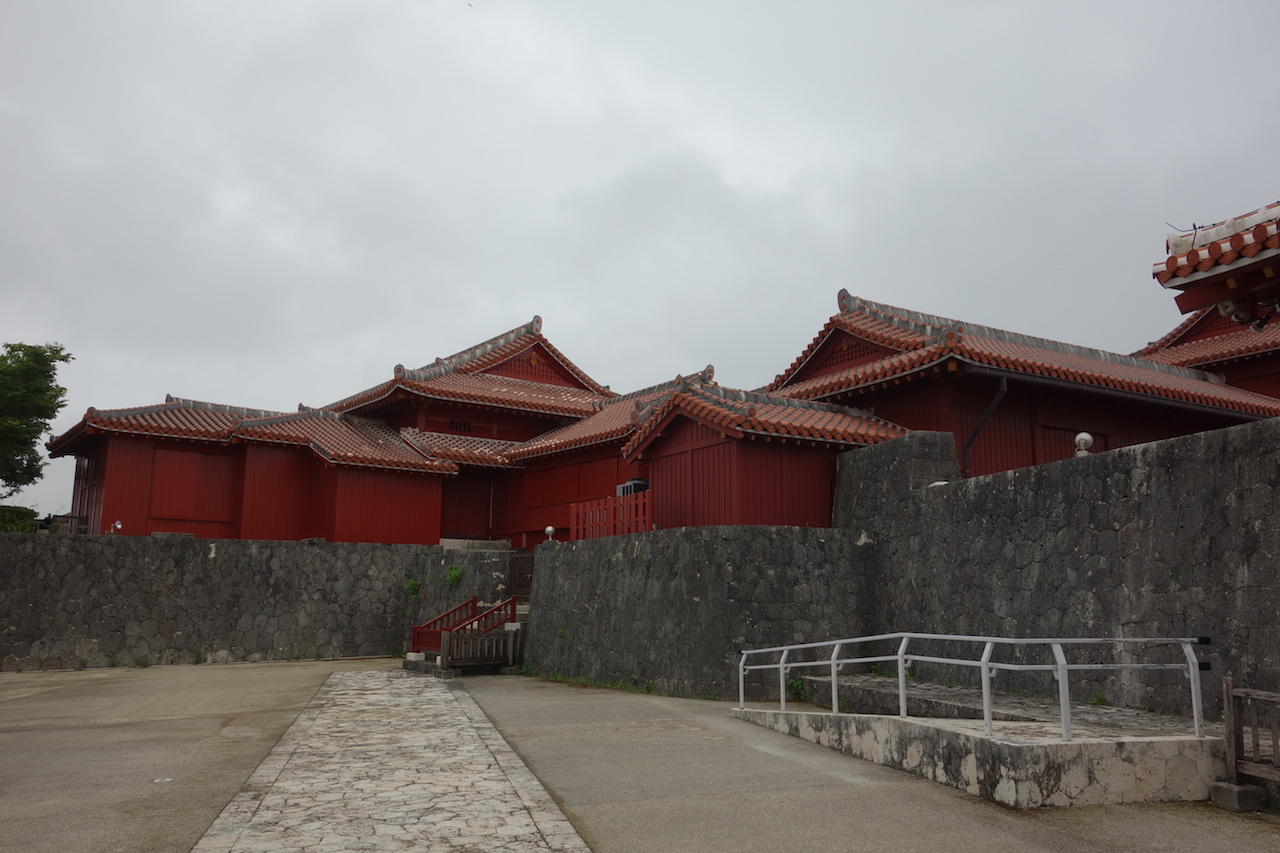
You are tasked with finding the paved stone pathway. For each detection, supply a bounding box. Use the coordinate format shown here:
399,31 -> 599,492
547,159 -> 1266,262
193,670 -> 590,853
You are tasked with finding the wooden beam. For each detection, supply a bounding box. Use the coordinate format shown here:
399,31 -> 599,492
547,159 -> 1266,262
1237,760 -> 1280,784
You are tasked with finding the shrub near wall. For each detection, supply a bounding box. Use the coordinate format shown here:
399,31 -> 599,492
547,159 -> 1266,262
525,526 -> 876,698
405,545 -> 521,628
0,534 -> 511,671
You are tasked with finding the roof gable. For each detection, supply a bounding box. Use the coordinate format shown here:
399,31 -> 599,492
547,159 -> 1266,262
1139,307 -> 1280,370
478,341 -> 587,388
788,329 -> 899,386
768,291 -> 1280,419
326,316 -> 612,417
622,373 -> 907,461
505,369 -> 711,462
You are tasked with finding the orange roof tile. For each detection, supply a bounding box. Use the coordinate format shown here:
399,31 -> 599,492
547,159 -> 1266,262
234,410 -> 457,474
47,397 -> 457,474
327,317 -> 613,416
769,291 -> 1280,418
400,428 -> 521,469
621,374 -> 907,459
47,396 -> 288,455
1138,307 -> 1280,369
397,372 -> 603,417
1154,201 -> 1280,286
506,371 -> 706,461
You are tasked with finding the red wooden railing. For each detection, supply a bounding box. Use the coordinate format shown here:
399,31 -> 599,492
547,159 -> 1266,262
571,492 -> 652,541
452,596 -> 518,636
410,597 -> 478,654
439,596 -> 521,670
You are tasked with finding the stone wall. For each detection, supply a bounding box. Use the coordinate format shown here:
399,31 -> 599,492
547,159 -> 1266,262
524,423 -> 1280,718
525,526 -> 873,698
6,418 -> 1279,720
834,427 -> 1280,718
0,534 -> 512,671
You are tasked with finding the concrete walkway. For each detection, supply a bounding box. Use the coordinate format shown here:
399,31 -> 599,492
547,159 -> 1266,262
465,675 -> 1280,853
4,663 -> 1279,853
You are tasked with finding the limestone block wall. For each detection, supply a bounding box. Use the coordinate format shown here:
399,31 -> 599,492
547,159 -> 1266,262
835,427 -> 1280,718
525,424 -> 1280,718
524,526 -> 875,698
0,534 -> 510,671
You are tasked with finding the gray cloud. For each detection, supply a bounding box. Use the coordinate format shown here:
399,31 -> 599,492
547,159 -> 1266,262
3,0 -> 1278,513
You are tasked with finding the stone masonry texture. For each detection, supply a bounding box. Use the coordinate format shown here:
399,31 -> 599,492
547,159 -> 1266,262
524,525 -> 876,699
4,419 -> 1280,720
524,424 -> 1280,718
0,535 -> 514,671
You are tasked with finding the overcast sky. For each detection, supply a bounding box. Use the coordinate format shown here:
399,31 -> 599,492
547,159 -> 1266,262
4,1 -> 1278,515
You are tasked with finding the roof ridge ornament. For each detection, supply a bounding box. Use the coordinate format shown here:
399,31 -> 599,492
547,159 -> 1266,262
937,322 -> 966,348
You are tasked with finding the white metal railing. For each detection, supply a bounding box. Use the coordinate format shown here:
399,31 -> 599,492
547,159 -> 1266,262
737,632 -> 1209,741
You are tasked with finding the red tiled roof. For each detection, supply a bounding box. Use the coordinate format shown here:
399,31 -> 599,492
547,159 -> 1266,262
1154,201 -> 1280,286
397,372 -> 603,417
1135,309 -> 1209,358
47,396 -> 457,474
621,374 -> 907,459
506,371 -> 705,461
327,317 -> 613,416
47,396 -> 289,455
769,291 -> 1280,418
400,428 -> 521,469
234,410 -> 457,474
1138,307 -> 1280,369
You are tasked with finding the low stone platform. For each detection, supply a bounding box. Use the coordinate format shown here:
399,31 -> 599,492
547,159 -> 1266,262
734,708 -> 1223,809
733,675 -> 1227,809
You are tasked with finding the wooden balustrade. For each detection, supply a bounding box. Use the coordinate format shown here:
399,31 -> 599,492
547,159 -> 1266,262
571,492 -> 652,541
1224,676 -> 1280,784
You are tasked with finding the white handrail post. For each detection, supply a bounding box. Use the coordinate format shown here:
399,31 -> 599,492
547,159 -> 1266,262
738,651 -> 748,709
1181,642 -> 1204,737
980,641 -> 995,736
779,649 -> 790,712
1051,642 -> 1072,741
830,643 -> 841,712
897,636 -> 910,718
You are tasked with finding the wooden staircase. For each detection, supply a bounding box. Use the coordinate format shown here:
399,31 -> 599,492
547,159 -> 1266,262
407,597 -> 522,676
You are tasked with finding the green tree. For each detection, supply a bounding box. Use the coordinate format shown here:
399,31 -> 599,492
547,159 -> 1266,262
0,343 -> 73,499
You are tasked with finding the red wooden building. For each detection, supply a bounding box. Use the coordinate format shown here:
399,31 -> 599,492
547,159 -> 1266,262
47,199 -> 1280,543
765,289 -> 1280,477
48,319 -> 903,544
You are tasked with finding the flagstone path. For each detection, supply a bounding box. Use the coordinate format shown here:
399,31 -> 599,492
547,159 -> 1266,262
192,670 -> 589,853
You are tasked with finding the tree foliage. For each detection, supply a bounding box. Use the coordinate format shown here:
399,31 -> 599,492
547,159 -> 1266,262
0,342 -> 73,499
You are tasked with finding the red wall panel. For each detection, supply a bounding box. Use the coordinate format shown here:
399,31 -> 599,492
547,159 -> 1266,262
493,446 -> 644,544
240,444 -> 317,540
98,436 -> 156,535
648,419 -> 734,529
441,471 -> 496,539
327,466 -> 442,544
733,442 -> 836,527
646,418 -> 836,529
